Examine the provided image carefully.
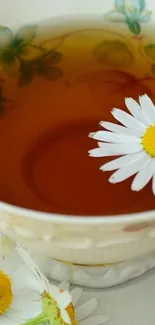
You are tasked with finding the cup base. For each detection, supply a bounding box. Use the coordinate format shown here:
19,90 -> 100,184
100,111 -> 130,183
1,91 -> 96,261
31,252 -> 155,288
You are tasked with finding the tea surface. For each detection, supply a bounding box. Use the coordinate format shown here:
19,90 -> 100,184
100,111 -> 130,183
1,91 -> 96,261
0,23 -> 155,216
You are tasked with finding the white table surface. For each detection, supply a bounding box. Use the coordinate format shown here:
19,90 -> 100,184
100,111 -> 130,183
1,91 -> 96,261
75,269 -> 155,325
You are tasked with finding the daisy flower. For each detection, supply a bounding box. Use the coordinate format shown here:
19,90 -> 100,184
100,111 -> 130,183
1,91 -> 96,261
0,246 -> 42,325
89,94 -> 155,194
17,247 -> 109,325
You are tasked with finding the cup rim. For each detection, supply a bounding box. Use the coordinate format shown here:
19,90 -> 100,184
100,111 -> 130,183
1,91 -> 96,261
1,200 -> 155,225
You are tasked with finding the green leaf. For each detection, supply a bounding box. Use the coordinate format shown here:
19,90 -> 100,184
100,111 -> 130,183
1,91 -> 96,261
139,10 -> 152,22
145,44 -> 155,60
41,50 -> 63,64
37,65 -> 63,80
15,25 -> 37,46
127,20 -> 141,35
104,10 -> 126,22
19,62 -> 34,87
130,0 -> 146,12
0,26 -> 13,47
115,0 -> 125,13
93,40 -> 133,68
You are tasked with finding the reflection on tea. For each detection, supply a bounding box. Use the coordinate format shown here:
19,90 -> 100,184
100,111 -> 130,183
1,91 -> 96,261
0,23 -> 155,216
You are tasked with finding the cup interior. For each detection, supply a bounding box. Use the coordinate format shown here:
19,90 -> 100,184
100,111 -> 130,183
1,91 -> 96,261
0,17 -> 155,219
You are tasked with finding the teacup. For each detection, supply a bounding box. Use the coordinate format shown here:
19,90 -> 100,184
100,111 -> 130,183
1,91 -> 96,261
1,0 -> 155,288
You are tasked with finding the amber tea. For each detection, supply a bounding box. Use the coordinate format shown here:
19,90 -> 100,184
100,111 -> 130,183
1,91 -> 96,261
0,21 -> 155,216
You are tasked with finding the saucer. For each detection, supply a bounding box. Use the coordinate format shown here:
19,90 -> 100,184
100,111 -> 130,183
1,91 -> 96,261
32,251 -> 155,288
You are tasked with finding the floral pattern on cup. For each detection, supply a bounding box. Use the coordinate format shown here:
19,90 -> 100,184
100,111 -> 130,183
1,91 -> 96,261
0,76 -> 14,116
0,25 -> 63,86
104,0 -> 152,36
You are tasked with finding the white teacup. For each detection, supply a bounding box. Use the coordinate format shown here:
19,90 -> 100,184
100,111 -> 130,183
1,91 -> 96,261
1,0 -> 155,288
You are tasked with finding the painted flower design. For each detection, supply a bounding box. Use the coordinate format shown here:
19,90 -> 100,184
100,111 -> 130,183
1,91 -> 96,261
104,0 -> 152,35
0,77 -> 14,116
19,50 -> 63,87
0,248 -> 42,325
0,25 -> 42,76
17,247 -> 109,325
89,94 -> 155,194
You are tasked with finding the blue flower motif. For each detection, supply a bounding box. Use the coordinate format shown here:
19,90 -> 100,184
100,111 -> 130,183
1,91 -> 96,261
104,0 -> 152,35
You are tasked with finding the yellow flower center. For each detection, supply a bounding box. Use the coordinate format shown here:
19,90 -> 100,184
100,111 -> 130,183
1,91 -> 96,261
0,270 -> 13,315
66,303 -> 77,325
142,124 -> 155,157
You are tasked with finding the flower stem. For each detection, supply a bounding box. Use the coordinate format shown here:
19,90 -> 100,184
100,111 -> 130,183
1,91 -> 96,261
21,312 -> 48,325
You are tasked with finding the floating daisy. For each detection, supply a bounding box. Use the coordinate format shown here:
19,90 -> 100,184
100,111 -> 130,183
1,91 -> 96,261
0,247 -> 42,325
17,247 -> 109,325
89,94 -> 155,194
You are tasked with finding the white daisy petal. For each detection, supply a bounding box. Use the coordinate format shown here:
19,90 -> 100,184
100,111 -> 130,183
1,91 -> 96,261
17,246 -> 51,294
1,318 -> 16,325
79,314 -> 110,325
1,250 -> 22,274
100,121 -> 142,136
59,281 -> 70,291
71,287 -> 83,306
12,275 -> 41,293
89,148 -> 115,157
125,97 -> 149,126
132,158 -> 155,191
76,298 -> 98,322
12,293 -> 41,311
101,151 -> 147,171
139,94 -> 155,123
89,130 -> 141,144
98,142 -> 142,155
57,291 -> 72,309
112,108 -> 146,133
0,321 -> 5,325
6,309 -> 26,323
109,152 -> 150,184
152,173 -> 155,195
8,308 -> 37,320
50,284 -> 60,300
61,309 -> 71,325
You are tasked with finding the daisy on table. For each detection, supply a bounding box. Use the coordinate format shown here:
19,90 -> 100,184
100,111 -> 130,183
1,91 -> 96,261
0,246 -> 42,325
89,94 -> 155,194
17,247 -> 109,325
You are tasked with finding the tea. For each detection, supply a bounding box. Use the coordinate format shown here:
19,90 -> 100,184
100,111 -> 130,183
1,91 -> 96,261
0,23 -> 155,216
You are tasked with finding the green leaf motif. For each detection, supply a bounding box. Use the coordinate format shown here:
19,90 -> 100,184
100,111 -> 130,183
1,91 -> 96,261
127,20 -> 141,35
37,49 -> 63,81
37,65 -> 63,80
106,0 -> 151,36
19,61 -> 34,87
0,26 -> 13,47
41,50 -> 63,65
93,40 -> 133,68
104,10 -> 126,22
139,10 -> 152,22
18,49 -> 63,86
15,25 -> 37,46
145,44 -> 155,60
130,0 -> 146,12
115,0 -> 125,13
